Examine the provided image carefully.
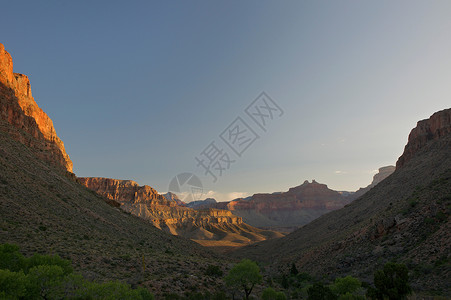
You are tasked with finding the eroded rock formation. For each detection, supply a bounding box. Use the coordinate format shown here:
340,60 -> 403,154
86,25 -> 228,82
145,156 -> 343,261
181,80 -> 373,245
212,180 -> 354,232
397,109 -> 451,169
78,177 -> 281,249
353,166 -> 395,199
0,43 -> 72,172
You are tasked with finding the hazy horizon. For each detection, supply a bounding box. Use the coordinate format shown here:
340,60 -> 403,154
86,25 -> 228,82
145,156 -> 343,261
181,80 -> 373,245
2,1 -> 451,201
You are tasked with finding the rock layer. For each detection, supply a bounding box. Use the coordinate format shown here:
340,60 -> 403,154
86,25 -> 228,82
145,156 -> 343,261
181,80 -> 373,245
0,43 -> 72,172
207,180 -> 354,232
78,177 -> 281,249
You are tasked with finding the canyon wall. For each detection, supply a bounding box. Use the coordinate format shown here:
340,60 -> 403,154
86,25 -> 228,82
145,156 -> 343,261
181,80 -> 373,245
0,43 -> 72,172
397,109 -> 451,169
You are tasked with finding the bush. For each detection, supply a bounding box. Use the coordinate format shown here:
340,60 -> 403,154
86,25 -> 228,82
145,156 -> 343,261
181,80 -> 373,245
332,276 -> 361,295
0,243 -> 154,300
338,292 -> 365,300
0,269 -> 27,299
205,265 -> 223,277
25,265 -> 66,299
373,262 -> 411,300
26,253 -> 73,275
0,244 -> 26,272
307,282 -> 337,300
262,287 -> 287,300
75,280 -> 154,299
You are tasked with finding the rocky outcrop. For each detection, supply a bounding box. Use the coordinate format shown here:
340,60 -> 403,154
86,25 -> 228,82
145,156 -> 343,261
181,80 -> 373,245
78,177 -> 169,205
162,192 -> 186,206
186,198 -> 217,209
78,177 -> 240,223
78,177 -> 281,249
396,108 -> 451,169
353,166 -> 395,199
216,180 -> 353,232
191,170 -> 395,232
0,43 -> 72,172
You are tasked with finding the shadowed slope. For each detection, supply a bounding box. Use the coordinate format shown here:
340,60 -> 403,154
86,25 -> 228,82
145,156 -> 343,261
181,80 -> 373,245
234,109 -> 451,295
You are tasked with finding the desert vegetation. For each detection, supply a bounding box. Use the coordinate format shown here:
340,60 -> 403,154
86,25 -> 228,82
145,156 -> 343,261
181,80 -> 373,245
1,243 -> 416,299
0,244 -> 154,299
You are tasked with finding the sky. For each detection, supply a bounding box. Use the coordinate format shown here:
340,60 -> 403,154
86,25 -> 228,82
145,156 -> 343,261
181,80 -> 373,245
1,1 -> 451,201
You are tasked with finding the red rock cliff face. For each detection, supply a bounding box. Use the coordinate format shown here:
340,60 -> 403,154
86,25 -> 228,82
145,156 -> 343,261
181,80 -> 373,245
228,180 -> 349,212
216,180 -> 353,231
396,109 -> 451,169
78,177 -> 169,205
78,177 -> 243,228
0,43 -> 72,172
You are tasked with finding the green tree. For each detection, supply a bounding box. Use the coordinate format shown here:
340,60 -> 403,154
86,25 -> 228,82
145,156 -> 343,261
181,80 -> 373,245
337,292 -> 365,300
332,276 -> 361,296
26,253 -> 73,275
373,262 -> 411,300
0,269 -> 27,299
0,244 -> 26,272
0,243 -> 154,300
307,282 -> 337,300
225,259 -> 262,300
262,287 -> 287,300
25,265 -> 66,299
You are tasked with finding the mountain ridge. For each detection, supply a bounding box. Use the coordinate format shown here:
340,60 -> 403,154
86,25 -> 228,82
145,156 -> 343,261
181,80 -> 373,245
78,177 -> 283,251
187,168 -> 394,232
233,108 -> 451,294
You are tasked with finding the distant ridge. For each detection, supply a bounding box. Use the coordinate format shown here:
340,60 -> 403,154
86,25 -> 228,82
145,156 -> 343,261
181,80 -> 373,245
234,108 -> 451,295
78,177 -> 283,251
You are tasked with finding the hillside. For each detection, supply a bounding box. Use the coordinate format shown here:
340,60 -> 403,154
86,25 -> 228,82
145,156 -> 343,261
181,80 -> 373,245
234,109 -> 451,295
0,43 -> 229,296
188,168 -> 394,233
78,177 -> 283,252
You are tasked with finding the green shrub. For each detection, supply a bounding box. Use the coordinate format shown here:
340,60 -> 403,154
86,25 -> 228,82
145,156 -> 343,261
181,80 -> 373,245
75,280 -> 153,299
0,244 -> 154,300
262,287 -> 287,300
26,253 -> 73,275
25,265 -> 66,299
0,269 -> 27,299
332,276 -> 361,295
373,262 -> 411,300
338,292 -> 365,300
205,264 -> 223,277
307,282 -> 337,300
0,244 -> 26,272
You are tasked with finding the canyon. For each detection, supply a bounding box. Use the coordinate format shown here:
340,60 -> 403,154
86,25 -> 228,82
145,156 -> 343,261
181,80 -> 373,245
188,167 -> 395,232
0,43 -> 228,296
1,41 -> 449,296
78,177 -> 283,250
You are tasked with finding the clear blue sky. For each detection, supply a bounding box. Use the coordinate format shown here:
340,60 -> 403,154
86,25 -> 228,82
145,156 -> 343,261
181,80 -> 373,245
2,1 -> 450,201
